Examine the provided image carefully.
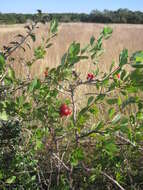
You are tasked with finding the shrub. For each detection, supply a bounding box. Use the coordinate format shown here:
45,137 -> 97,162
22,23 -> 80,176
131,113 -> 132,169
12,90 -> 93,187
0,14 -> 143,190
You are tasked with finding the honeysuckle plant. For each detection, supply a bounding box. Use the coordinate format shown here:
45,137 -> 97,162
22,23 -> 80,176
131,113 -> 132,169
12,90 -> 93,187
0,12 -> 143,189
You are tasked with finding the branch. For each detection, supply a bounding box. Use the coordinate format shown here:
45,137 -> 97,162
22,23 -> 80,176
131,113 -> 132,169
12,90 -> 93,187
101,171 -> 125,190
115,133 -> 143,152
78,130 -> 105,139
70,85 -> 79,145
4,23 -> 37,59
52,153 -> 70,171
82,164 -> 125,190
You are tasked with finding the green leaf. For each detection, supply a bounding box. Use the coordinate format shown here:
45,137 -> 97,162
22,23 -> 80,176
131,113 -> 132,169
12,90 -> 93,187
46,43 -> 53,49
50,19 -> 58,34
104,141 -> 118,156
0,53 -> 5,70
126,86 -> 138,93
115,117 -> 129,134
31,175 -> 36,181
28,78 -> 41,93
90,36 -> 95,46
137,112 -> 143,120
130,69 -> 143,91
61,53 -> 67,65
95,94 -> 106,102
79,106 -> 89,116
77,114 -> 88,127
30,33 -> 36,42
119,49 -> 128,67
35,139 -> 43,150
109,61 -> 115,72
107,98 -> 118,105
130,51 -> 143,68
34,46 -> 46,59
120,117 -> 128,129
102,27 -> 113,39
87,96 -> 94,106
6,176 -> 16,184
131,62 -> 143,68
108,108 -> 115,118
7,66 -> 15,80
120,69 -> 127,80
118,97 -> 122,106
0,171 -> 3,180
68,42 -> 80,56
0,111 -> 9,121
70,148 -> 84,167
112,114 -> 121,124
89,104 -> 99,116
95,121 -> 104,131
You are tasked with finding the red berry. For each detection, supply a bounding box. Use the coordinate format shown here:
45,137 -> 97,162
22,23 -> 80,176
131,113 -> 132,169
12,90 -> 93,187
117,73 -> 120,79
68,108 -> 72,115
60,104 -> 68,111
64,108 -> 70,116
87,73 -> 94,80
60,104 -> 72,117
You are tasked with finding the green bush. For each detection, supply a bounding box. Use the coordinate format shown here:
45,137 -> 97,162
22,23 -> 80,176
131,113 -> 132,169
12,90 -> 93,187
0,16 -> 143,190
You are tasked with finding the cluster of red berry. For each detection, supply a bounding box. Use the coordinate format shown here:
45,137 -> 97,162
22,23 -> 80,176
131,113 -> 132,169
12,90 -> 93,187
86,73 -> 120,81
60,104 -> 72,117
87,73 -> 94,80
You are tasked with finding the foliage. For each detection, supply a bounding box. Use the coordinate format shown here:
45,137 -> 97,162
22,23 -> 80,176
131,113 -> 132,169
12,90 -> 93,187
1,9 -> 143,24
0,13 -> 143,190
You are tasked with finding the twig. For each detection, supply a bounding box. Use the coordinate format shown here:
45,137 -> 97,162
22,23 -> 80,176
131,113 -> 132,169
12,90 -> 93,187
37,170 -> 44,190
52,153 -> 70,171
115,133 -> 143,152
48,159 -> 53,190
4,23 -> 37,59
78,130 -> 105,139
82,164 -> 125,190
70,85 -> 79,145
101,171 -> 125,190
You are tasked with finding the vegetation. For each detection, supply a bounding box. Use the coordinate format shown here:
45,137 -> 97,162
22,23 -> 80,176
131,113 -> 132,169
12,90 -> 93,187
1,9 -> 143,24
0,14 -> 143,189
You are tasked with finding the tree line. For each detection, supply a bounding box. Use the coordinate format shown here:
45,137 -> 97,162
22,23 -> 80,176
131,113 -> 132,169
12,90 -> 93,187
0,9 -> 143,24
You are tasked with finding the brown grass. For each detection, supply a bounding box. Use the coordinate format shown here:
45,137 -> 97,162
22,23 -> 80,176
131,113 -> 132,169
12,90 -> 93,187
0,23 -> 143,106
0,23 -> 143,76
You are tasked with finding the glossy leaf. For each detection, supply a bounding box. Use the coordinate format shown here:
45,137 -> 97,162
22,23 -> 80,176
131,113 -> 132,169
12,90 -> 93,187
102,27 -> 113,39
119,49 -> 128,67
87,96 -> 94,106
111,114 -> 121,124
50,19 -> 58,34
6,176 -> 16,184
130,51 -> 143,68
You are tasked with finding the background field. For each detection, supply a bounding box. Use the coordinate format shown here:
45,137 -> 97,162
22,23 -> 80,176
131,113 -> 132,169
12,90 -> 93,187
0,23 -> 143,106
1,19 -> 143,189
0,23 -> 143,78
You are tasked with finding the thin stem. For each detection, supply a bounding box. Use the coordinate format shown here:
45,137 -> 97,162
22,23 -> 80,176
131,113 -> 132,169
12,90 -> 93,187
5,23 -> 37,59
70,85 -> 79,145
101,171 -> 125,190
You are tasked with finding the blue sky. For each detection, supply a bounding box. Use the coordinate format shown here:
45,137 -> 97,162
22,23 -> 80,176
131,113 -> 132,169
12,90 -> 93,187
0,0 -> 143,13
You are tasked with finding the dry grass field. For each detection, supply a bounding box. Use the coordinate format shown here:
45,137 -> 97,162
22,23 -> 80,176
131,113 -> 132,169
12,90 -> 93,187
0,23 -> 143,77
0,23 -> 143,106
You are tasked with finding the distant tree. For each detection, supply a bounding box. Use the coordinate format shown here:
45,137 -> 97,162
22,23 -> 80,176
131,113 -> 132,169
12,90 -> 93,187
0,9 -> 143,24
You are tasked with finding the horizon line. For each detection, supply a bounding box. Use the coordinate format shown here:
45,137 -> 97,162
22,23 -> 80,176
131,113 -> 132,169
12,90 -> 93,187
1,8 -> 143,14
